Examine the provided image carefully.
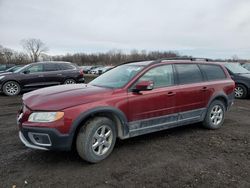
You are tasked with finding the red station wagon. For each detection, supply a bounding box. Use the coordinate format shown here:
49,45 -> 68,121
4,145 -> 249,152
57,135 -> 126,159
17,58 -> 235,163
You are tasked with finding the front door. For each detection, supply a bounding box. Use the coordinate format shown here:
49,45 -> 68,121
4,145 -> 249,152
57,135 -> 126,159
128,64 -> 177,122
20,64 -> 46,88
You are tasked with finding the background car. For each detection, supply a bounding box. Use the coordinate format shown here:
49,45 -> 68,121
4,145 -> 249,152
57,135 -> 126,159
0,65 -> 24,74
80,65 -> 102,74
98,66 -> 114,75
0,61 -> 84,96
0,64 -> 15,72
90,66 -> 104,74
222,62 -> 250,99
241,63 -> 250,71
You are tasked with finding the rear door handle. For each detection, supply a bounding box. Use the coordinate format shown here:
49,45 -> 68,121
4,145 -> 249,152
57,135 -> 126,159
38,75 -> 44,77
167,91 -> 176,96
57,74 -> 62,76
201,87 -> 208,91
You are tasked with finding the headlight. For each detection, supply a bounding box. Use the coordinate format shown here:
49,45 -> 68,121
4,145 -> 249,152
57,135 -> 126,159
28,112 -> 64,123
0,76 -> 5,80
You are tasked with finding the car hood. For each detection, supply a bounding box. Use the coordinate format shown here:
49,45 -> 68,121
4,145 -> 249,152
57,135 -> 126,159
23,84 -> 113,111
237,73 -> 250,79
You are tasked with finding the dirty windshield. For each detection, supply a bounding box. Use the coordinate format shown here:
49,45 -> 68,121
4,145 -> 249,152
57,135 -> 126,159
89,64 -> 144,88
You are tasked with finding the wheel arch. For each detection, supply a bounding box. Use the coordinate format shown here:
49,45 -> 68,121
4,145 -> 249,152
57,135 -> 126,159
207,93 -> 229,110
2,79 -> 21,88
69,107 -> 129,149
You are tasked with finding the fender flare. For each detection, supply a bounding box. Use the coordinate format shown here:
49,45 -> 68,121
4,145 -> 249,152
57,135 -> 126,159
68,106 -> 129,145
206,92 -> 231,110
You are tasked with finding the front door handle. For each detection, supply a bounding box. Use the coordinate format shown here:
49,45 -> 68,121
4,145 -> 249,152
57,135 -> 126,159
201,87 -> 208,91
167,91 -> 176,96
38,75 -> 44,77
57,74 -> 62,76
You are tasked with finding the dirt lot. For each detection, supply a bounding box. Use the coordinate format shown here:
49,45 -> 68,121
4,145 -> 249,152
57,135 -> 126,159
0,95 -> 249,188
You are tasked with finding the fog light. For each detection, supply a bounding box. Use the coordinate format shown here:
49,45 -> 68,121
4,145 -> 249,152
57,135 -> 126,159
28,132 -> 51,146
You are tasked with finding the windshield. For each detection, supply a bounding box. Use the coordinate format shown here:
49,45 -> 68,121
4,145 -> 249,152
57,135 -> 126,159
14,64 -> 30,73
6,66 -> 23,72
89,64 -> 145,88
225,63 -> 250,74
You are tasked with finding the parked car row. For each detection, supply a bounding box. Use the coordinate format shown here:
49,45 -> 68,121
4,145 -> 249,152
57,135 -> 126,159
0,65 -> 24,74
0,64 -> 15,72
0,61 -> 84,96
80,65 -> 114,75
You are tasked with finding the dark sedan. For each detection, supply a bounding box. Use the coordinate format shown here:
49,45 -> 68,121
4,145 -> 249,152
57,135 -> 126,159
223,62 -> 250,99
0,61 -> 84,96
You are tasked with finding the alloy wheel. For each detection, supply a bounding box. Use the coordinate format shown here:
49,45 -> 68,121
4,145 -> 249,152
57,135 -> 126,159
4,81 -> 20,96
234,86 -> 244,98
91,125 -> 113,156
210,105 -> 223,126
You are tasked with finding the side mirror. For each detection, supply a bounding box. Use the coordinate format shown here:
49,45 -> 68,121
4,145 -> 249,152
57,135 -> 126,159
23,70 -> 30,74
133,81 -> 154,92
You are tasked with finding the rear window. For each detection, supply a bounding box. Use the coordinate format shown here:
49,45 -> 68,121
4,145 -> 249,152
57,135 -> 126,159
60,63 -> 76,70
175,64 -> 203,84
200,64 -> 226,81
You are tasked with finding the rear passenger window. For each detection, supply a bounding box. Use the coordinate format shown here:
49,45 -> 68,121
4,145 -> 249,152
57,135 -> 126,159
44,64 -> 59,71
175,64 -> 203,84
200,64 -> 227,81
138,65 -> 174,88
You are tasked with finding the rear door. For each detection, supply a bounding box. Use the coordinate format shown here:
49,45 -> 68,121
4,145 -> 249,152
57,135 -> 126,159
199,64 -> 228,105
43,63 -> 62,85
174,64 -> 207,115
128,64 -> 177,122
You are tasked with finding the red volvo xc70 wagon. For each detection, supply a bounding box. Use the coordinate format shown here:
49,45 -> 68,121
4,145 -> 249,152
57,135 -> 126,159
17,58 -> 235,163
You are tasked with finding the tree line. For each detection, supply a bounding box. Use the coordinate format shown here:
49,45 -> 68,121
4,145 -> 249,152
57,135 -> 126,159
0,38 -> 246,66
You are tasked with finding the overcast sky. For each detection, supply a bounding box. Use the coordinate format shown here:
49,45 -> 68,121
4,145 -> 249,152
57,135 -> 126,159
0,0 -> 250,59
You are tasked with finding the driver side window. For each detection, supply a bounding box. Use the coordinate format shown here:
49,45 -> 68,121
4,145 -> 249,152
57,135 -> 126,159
26,64 -> 44,73
138,65 -> 174,88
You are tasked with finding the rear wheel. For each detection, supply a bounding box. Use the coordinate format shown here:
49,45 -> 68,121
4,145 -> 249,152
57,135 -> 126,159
234,84 -> 247,99
76,117 -> 116,163
64,78 -> 76,84
202,100 -> 225,129
3,81 -> 21,96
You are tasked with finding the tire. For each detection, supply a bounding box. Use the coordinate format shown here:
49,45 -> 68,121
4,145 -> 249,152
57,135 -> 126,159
76,117 -> 117,163
2,81 -> 21,96
64,78 -> 76,84
234,84 -> 247,99
202,100 -> 226,129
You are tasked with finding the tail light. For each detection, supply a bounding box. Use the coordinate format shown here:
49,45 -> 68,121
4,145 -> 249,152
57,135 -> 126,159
79,69 -> 84,77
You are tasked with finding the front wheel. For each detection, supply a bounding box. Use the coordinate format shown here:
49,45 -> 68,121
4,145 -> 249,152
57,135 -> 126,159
202,100 -> 226,129
2,81 -> 21,96
76,117 -> 117,163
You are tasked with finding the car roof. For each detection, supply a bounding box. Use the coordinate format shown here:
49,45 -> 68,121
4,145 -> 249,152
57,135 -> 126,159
30,61 -> 72,65
124,58 -> 225,67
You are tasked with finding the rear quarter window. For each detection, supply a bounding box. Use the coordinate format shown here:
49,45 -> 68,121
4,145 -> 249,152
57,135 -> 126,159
60,63 -> 76,70
200,64 -> 226,81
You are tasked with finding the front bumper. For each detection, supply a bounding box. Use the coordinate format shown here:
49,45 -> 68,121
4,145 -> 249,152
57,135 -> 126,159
19,126 -> 73,151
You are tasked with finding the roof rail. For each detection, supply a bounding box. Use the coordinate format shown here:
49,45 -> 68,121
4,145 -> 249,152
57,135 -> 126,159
158,57 -> 212,62
121,59 -> 154,65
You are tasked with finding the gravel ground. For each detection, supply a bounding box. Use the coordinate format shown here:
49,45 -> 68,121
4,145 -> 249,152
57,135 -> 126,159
0,95 -> 249,188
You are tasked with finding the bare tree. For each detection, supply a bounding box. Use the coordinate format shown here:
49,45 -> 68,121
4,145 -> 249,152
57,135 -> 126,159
21,38 -> 48,62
